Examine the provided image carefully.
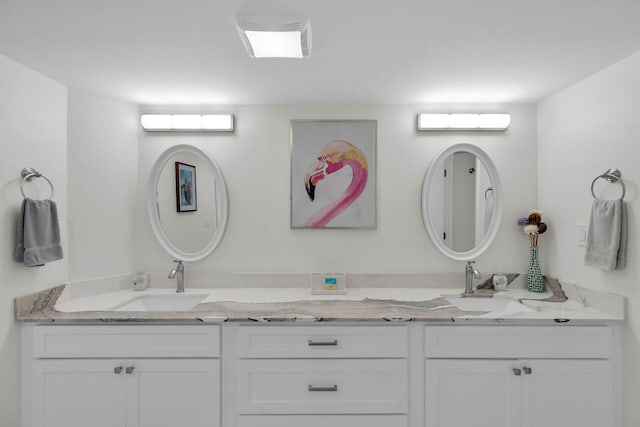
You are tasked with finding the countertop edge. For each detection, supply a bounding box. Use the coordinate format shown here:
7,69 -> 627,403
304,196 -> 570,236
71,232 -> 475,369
13,277 -> 625,323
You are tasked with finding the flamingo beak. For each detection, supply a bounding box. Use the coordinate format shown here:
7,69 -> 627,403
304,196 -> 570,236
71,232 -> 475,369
305,159 -> 325,202
305,176 -> 316,201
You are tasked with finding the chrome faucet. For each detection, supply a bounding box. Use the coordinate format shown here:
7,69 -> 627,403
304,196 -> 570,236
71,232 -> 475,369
463,261 -> 482,295
168,260 -> 185,293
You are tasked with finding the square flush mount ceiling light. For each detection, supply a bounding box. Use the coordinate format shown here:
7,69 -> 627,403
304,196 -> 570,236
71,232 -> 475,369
235,15 -> 312,58
140,114 -> 234,131
417,113 -> 511,131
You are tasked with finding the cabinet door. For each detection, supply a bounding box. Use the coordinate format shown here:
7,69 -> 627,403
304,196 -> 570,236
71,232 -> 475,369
425,359 -> 520,427
131,359 -> 220,427
520,360 -> 613,427
32,360 -> 127,427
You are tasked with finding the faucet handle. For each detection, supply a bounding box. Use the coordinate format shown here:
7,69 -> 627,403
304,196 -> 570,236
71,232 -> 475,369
173,260 -> 184,272
466,261 -> 481,278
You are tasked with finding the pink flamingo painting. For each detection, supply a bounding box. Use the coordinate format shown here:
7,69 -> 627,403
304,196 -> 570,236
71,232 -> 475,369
304,140 -> 368,227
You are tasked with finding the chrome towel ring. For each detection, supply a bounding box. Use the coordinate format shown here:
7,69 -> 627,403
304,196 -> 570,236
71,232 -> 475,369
590,168 -> 625,200
20,167 -> 55,199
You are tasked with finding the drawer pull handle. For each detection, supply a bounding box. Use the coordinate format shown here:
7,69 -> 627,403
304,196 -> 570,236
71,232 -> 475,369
523,367 -> 532,375
113,366 -> 123,375
125,366 -> 135,374
513,368 -> 522,376
308,339 -> 338,346
308,384 -> 338,392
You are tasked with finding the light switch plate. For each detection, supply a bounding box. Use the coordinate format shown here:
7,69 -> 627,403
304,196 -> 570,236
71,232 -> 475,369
576,223 -> 588,247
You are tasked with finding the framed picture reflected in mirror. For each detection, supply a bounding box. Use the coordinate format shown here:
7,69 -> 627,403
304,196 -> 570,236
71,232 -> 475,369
175,162 -> 197,212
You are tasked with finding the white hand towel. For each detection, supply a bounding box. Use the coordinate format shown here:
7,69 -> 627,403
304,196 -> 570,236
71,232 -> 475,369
584,198 -> 627,271
15,198 -> 63,267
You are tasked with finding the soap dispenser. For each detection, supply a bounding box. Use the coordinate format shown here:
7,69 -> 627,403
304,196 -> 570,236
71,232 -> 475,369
133,266 -> 148,291
493,266 -> 508,290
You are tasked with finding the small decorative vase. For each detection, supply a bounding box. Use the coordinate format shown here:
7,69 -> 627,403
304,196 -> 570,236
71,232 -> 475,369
526,246 -> 546,292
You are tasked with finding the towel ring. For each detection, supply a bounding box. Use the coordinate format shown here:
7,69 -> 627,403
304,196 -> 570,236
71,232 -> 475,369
20,167 -> 55,199
590,168 -> 625,200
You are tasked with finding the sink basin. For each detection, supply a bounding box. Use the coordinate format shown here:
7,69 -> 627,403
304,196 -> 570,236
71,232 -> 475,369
114,295 -> 206,312
446,296 -> 535,313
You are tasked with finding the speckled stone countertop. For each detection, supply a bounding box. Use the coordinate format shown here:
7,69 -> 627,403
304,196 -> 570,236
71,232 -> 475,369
14,274 -> 624,323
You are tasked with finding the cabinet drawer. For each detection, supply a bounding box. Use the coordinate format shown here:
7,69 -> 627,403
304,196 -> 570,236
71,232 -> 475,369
32,325 -> 220,358
237,325 -> 407,358
237,415 -> 407,427
425,325 -> 612,358
237,359 -> 408,414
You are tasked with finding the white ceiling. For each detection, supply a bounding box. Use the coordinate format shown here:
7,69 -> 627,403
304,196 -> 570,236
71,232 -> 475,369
1,0 -> 640,105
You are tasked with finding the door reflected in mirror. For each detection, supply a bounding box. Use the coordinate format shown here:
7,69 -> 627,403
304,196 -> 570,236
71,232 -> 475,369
422,143 -> 502,261
428,151 -> 495,252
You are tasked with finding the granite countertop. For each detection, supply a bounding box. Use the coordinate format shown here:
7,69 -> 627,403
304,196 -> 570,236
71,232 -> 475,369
14,274 -> 624,323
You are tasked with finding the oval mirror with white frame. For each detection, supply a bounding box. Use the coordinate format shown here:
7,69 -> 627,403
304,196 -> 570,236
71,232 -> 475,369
147,144 -> 228,262
421,143 -> 502,261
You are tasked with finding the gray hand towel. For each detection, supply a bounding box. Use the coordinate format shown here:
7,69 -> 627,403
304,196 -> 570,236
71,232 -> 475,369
15,198 -> 63,267
584,198 -> 627,271
616,201 -> 627,269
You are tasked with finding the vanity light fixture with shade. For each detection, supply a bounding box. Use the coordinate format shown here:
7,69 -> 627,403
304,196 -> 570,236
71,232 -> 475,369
417,113 -> 511,131
140,114 -> 234,132
235,15 -> 312,58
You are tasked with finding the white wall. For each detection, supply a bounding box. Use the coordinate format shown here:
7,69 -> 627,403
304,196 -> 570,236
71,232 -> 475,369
538,51 -> 640,426
0,54 -> 68,427
4,48 -> 635,424
67,88 -> 139,280
137,104 -> 538,276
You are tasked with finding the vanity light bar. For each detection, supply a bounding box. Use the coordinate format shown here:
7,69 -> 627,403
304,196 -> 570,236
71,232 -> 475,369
140,114 -> 234,132
417,113 -> 511,131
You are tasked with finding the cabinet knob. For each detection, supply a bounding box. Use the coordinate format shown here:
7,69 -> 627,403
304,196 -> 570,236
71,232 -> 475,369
113,366 -> 123,374
512,368 -> 522,376
308,384 -> 338,392
523,366 -> 532,375
308,339 -> 338,346
125,366 -> 135,374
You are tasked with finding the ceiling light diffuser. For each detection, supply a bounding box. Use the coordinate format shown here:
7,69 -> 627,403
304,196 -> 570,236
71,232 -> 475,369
140,114 -> 234,132
235,15 -> 312,58
417,113 -> 511,131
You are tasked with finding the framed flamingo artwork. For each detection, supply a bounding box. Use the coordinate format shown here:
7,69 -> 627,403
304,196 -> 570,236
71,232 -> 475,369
291,120 -> 376,228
